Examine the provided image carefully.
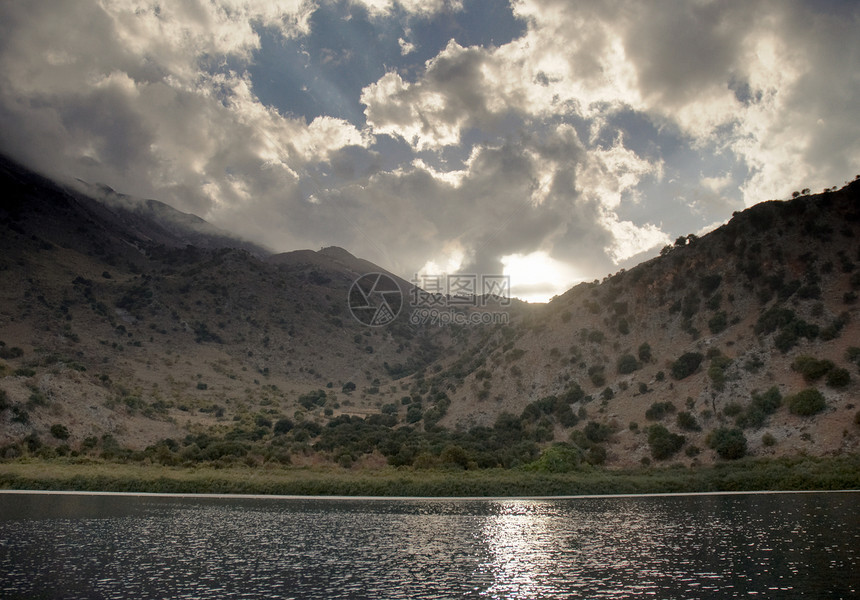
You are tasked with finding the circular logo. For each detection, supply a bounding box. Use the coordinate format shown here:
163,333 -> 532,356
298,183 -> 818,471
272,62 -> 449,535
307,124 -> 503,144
348,272 -> 403,327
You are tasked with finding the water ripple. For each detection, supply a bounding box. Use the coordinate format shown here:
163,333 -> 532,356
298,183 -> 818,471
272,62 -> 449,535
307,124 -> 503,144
0,493 -> 858,599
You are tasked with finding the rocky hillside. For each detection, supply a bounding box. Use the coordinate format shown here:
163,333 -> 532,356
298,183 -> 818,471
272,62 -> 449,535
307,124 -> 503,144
439,180 -> 860,465
1,154 -> 858,469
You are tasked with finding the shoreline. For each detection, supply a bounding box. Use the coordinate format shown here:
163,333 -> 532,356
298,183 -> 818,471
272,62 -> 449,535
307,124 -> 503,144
1,488 -> 858,501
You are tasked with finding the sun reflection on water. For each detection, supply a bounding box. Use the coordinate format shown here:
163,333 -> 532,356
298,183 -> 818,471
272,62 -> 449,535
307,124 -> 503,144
479,501 -> 562,598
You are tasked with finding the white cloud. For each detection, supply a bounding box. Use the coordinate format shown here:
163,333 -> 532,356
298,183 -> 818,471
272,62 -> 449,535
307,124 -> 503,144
0,0 -> 365,237
1,0 -> 858,300
354,0 -> 463,17
701,173 -> 733,194
398,37 -> 416,55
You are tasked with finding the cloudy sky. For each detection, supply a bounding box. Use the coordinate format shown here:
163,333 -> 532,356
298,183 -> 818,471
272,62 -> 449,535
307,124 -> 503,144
1,0 -> 858,301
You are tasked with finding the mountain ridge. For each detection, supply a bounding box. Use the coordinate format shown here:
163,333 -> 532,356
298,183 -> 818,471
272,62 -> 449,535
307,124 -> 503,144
1,154 -> 858,470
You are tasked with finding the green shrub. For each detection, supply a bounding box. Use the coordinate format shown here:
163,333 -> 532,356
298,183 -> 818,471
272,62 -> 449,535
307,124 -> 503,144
707,355 -> 733,391
826,367 -> 850,388
645,401 -> 676,421
298,389 -> 328,410
616,354 -> 639,375
273,418 -> 294,434
762,433 -> 777,447
708,312 -> 728,334
529,444 -> 582,473
736,405 -> 766,429
751,386 -> 782,414
671,352 -> 703,380
787,389 -> 826,416
0,346 -> 24,359
700,274 -> 722,295
676,411 -> 701,431
723,402 -> 743,417
638,343 -> 652,362
791,356 -> 834,382
584,421 -> 611,443
50,424 -> 70,440
708,427 -> 747,460
562,381 -> 585,404
586,445 -> 607,466
588,367 -> 606,387
647,425 -> 685,460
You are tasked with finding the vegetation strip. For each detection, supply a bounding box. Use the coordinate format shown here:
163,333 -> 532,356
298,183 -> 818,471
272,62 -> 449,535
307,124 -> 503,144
2,455 -> 860,497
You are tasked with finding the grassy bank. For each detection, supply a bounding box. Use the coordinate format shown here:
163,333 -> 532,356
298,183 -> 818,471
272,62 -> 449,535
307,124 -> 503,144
1,454 -> 859,496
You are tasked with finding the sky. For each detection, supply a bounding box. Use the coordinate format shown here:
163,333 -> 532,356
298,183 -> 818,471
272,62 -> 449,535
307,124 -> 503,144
1,0 -> 858,302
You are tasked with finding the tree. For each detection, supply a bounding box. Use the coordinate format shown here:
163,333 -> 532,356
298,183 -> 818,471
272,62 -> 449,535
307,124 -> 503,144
787,388 -> 826,416
616,354 -> 639,375
50,424 -> 70,440
676,411 -> 701,432
671,352 -> 703,380
708,427 -> 747,460
273,418 -> 294,435
584,421 -> 611,443
647,425 -> 685,460
645,401 -> 676,421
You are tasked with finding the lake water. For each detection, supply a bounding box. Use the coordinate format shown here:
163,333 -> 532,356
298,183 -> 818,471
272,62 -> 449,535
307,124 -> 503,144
0,491 -> 858,599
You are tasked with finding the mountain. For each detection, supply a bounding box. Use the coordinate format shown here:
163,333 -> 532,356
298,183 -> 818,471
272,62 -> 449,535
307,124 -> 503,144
1,154 -> 858,469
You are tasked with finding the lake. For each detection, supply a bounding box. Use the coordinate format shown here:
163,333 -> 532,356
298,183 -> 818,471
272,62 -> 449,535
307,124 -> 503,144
1,491 -> 858,599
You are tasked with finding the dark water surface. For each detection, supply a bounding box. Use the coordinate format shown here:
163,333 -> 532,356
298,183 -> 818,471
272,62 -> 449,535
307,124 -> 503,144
0,491 -> 858,599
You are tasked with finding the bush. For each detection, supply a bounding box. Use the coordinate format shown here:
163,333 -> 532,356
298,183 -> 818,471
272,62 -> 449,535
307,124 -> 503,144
708,355 -> 733,391
723,402 -> 743,417
0,346 -> 24,359
787,389 -> 827,416
647,425 -> 685,460
826,368 -> 850,388
584,421 -> 611,443
298,389 -> 328,410
708,427 -> 747,460
50,424 -> 70,440
791,356 -> 834,382
645,401 -> 676,421
751,386 -> 782,414
671,352 -> 703,380
529,444 -> 582,473
762,433 -> 777,447
638,343 -> 652,363
616,354 -> 639,375
676,411 -> 701,431
273,418 -> 294,435
708,311 -> 728,334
